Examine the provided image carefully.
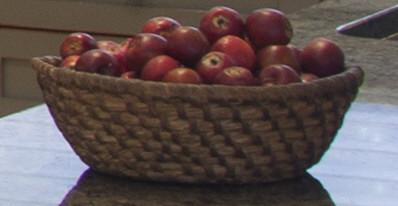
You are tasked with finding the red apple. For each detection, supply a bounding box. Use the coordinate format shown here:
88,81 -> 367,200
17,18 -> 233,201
112,51 -> 129,74
163,67 -> 202,84
60,32 -> 97,58
140,55 -> 180,81
287,44 -> 302,65
300,73 -> 319,83
257,45 -> 301,73
121,71 -> 136,79
300,37 -> 345,77
97,40 -> 129,74
213,66 -> 255,86
123,33 -> 168,73
97,40 -> 120,51
75,49 -> 119,76
141,16 -> 181,39
60,55 -> 80,69
259,64 -> 301,86
196,51 -> 236,84
199,6 -> 244,43
211,35 -> 256,70
246,8 -> 293,49
167,26 -> 210,66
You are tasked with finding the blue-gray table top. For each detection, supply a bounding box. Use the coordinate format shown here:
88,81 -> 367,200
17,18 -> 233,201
0,102 -> 396,206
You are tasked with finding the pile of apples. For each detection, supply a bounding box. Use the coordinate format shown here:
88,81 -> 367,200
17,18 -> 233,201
59,7 -> 345,86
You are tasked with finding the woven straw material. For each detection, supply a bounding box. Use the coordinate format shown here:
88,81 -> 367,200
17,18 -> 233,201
32,56 -> 364,184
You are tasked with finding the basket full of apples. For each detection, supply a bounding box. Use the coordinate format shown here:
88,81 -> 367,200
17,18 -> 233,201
32,7 -> 364,184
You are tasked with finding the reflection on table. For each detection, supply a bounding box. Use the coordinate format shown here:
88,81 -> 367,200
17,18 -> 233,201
60,169 -> 334,206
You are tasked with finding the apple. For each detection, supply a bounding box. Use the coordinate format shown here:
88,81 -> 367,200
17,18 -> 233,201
196,51 -> 236,84
167,26 -> 210,66
121,71 -> 136,79
287,44 -> 302,65
259,64 -> 301,86
246,8 -> 293,49
123,33 -> 168,73
199,6 -> 244,43
97,40 -> 121,52
211,35 -> 256,70
75,49 -> 119,76
60,32 -> 97,58
97,40 -> 129,74
162,67 -> 202,84
111,50 -> 129,74
141,16 -> 181,39
140,55 -> 180,81
300,37 -> 345,77
257,45 -> 301,73
300,73 -> 319,83
60,55 -> 80,69
213,66 -> 255,86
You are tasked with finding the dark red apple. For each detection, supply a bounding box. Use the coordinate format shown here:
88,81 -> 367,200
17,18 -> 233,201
213,66 -> 255,86
300,37 -> 345,77
140,55 -> 180,81
123,33 -> 168,73
196,51 -> 236,84
199,6 -> 244,43
259,64 -> 301,86
75,49 -> 119,76
162,67 -> 202,84
97,40 -> 129,74
257,45 -> 301,73
112,50 -> 129,74
287,44 -> 302,65
167,26 -> 210,66
300,73 -> 319,83
243,35 -> 257,51
246,8 -> 293,49
121,71 -> 136,79
211,35 -> 256,70
141,16 -> 181,39
60,32 -> 97,58
60,55 -> 80,69
97,40 -> 121,53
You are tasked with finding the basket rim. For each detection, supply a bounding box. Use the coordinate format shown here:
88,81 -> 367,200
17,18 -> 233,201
31,56 -> 364,102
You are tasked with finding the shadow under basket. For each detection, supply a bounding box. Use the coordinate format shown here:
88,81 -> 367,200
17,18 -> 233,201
31,56 -> 364,184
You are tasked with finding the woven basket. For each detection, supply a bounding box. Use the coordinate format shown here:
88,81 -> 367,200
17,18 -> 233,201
32,56 -> 364,184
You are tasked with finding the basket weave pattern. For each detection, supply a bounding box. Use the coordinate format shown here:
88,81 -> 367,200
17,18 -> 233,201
32,56 -> 364,183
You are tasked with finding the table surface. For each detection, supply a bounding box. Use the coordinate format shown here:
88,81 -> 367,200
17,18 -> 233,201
0,102 -> 397,206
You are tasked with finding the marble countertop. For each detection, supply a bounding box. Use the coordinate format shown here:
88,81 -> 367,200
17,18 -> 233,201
288,0 -> 398,105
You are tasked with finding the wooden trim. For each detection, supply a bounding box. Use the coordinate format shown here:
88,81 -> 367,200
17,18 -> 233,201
0,57 -> 3,97
0,23 -> 132,38
0,0 -> 205,35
